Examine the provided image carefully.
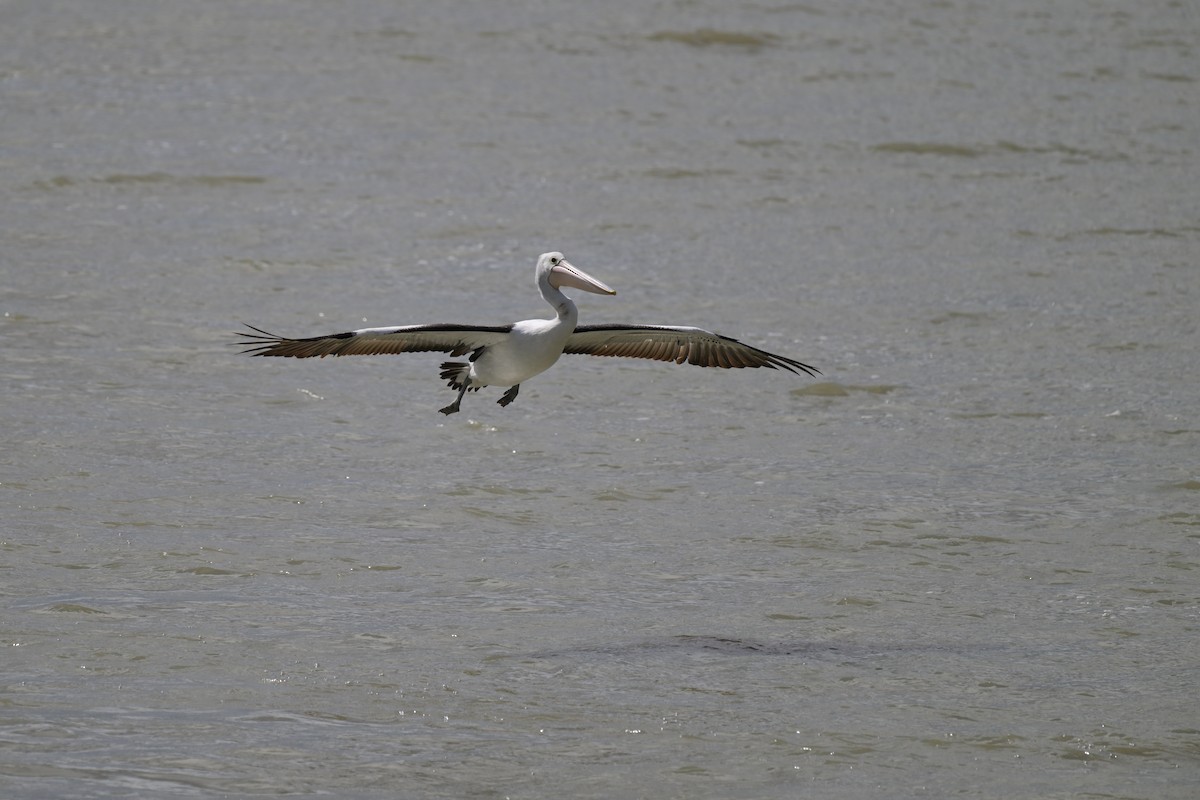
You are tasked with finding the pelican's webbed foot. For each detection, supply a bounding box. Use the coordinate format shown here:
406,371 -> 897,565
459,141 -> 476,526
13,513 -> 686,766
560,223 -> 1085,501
497,385 -> 520,407
440,377 -> 471,415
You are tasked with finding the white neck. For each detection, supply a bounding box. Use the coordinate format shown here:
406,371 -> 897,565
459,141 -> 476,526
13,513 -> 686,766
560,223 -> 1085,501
539,279 -> 578,323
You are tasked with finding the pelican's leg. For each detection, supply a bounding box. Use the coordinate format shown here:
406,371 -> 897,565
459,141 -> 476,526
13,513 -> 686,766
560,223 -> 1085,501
497,384 -> 520,407
439,379 -> 471,416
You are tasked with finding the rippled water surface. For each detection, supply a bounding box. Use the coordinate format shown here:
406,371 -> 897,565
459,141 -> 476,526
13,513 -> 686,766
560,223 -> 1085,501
3,1 -> 1198,798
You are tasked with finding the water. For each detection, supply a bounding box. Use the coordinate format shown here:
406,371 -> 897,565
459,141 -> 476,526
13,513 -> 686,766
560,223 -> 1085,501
3,1 -> 1198,797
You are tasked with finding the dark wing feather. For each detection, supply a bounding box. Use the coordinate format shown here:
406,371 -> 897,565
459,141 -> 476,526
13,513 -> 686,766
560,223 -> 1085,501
235,323 -> 513,359
564,324 -> 819,376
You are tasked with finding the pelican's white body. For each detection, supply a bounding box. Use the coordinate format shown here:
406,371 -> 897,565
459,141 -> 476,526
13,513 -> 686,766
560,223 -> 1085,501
470,314 -> 576,388
436,252 -> 614,412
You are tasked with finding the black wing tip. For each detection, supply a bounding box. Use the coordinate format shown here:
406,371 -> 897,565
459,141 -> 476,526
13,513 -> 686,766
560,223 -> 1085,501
777,358 -> 821,377
232,323 -> 279,355
234,323 -> 316,356
735,343 -> 820,376
233,323 -> 364,357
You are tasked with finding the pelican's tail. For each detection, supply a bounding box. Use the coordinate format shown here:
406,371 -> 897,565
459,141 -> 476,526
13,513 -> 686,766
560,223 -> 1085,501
439,362 -> 479,391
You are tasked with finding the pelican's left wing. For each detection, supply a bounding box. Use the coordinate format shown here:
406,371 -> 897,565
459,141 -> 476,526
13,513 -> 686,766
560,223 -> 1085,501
564,324 -> 819,376
236,323 -> 513,359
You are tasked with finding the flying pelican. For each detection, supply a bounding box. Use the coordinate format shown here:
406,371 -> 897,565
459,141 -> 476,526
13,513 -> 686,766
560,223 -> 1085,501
237,251 -> 819,415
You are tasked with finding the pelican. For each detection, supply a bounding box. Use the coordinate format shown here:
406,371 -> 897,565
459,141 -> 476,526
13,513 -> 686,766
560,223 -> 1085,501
237,252 -> 819,415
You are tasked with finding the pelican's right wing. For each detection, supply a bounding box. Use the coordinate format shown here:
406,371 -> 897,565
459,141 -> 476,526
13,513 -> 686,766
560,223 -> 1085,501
235,323 -> 513,359
565,324 -> 819,376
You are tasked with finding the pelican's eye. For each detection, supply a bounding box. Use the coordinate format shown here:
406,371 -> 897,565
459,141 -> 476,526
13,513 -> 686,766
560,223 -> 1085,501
550,257 -> 559,265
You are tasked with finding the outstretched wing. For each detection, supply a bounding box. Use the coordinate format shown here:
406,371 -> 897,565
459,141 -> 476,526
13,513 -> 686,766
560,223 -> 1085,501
564,324 -> 819,376
235,323 -> 513,359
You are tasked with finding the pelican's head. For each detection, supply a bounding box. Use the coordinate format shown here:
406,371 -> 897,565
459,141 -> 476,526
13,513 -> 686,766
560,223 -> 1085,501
537,252 -> 616,296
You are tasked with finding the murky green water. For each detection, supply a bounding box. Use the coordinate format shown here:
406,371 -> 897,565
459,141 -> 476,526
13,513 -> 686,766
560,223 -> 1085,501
3,1 -> 1197,797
